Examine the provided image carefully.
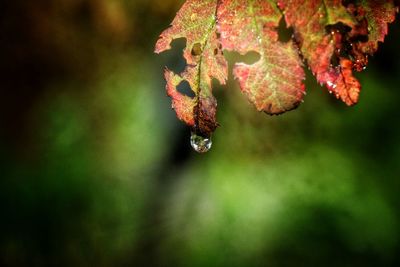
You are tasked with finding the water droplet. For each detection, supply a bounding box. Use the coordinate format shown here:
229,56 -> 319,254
190,132 -> 212,153
327,80 -> 337,89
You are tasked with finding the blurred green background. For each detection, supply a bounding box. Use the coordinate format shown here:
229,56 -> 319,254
1,1 -> 400,266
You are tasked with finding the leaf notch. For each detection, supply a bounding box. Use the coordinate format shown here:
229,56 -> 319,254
155,0 -> 227,138
156,0 -> 399,137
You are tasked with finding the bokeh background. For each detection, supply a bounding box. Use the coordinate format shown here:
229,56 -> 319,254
1,1 -> 400,266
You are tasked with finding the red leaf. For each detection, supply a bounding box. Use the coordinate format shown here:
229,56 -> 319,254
217,0 -> 305,114
155,0 -> 228,137
156,0 -> 399,139
350,1 -> 397,55
278,0 -> 361,105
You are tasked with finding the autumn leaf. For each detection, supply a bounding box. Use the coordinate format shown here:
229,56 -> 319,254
156,0 -> 398,140
278,0 -> 361,105
217,0 -> 305,114
155,0 -> 227,137
279,0 -> 397,106
347,1 -> 397,55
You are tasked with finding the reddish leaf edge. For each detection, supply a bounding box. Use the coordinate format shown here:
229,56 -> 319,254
155,0 -> 399,137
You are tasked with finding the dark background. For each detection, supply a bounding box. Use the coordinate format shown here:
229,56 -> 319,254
1,1 -> 400,266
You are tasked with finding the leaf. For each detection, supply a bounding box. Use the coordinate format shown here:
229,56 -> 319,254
156,0 -> 398,139
217,0 -> 305,114
155,0 -> 228,137
278,0 -> 361,105
348,0 -> 397,55
279,0 -> 398,106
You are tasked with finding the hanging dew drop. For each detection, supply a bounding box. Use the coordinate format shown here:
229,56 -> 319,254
190,132 -> 212,153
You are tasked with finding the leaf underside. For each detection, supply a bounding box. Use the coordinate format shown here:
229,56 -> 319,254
156,0 -> 398,137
